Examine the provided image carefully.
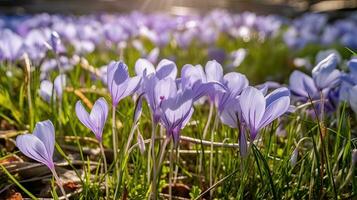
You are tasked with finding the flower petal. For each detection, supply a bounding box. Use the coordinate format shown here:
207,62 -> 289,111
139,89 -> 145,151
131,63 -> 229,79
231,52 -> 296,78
135,58 -> 155,76
156,59 -> 177,80
54,74 -> 66,99
289,70 -> 318,98
39,80 -> 53,103
107,61 -> 129,106
205,60 -> 223,83
239,87 -> 266,135
259,89 -> 290,130
32,120 -> 55,160
89,98 -> 109,141
75,100 -> 94,134
223,72 -> 248,95
219,96 -> 240,128
16,134 -> 53,169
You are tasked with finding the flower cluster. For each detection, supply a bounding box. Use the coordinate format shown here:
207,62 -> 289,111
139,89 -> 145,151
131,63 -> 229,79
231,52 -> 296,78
284,13 -> 357,49
0,11 -> 282,63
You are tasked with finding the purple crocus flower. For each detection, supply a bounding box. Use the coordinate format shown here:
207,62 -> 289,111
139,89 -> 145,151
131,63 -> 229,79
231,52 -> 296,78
289,70 -> 318,101
160,90 -> 194,145
312,53 -> 341,90
75,97 -> 109,142
107,61 -> 141,107
0,29 -> 23,61
39,74 -> 66,103
239,86 -> 290,140
146,47 -> 160,64
16,120 -> 55,170
218,94 -> 247,157
227,49 -> 247,69
180,64 -> 216,101
205,60 -> 223,83
144,76 -> 177,123
216,72 -> 249,111
50,31 -> 61,54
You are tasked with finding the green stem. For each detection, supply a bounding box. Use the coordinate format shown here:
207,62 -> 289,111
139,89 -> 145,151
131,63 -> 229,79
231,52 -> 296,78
99,143 -> 109,199
150,123 -> 158,199
199,102 -> 214,174
51,168 -> 69,200
169,140 -> 173,200
209,114 -> 219,197
112,106 -> 119,176
153,136 -> 170,199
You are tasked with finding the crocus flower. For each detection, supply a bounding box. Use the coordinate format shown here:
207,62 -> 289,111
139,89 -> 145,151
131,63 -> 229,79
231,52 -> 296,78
0,29 -> 23,61
146,47 -> 160,64
16,120 -> 55,170
216,72 -> 249,111
239,86 -> 290,140
75,97 -> 109,142
107,61 -> 141,107
180,64 -> 216,101
160,90 -> 194,145
312,53 -> 341,90
289,70 -> 318,101
39,74 -> 66,103
144,76 -> 177,123
205,60 -> 223,83
218,94 -> 248,156
50,31 -> 61,54
227,48 -> 247,68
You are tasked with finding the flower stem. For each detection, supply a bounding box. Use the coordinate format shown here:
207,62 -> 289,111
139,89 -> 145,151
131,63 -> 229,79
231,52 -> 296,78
99,143 -> 109,199
51,168 -> 69,200
124,123 -> 138,156
150,123 -> 158,199
169,140 -> 173,200
199,102 -> 214,174
112,106 -> 119,176
209,114 -> 219,197
115,123 -> 138,196
320,91 -> 325,123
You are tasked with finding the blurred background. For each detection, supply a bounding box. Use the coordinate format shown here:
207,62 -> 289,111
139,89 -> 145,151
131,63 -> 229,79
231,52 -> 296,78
0,0 -> 356,16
